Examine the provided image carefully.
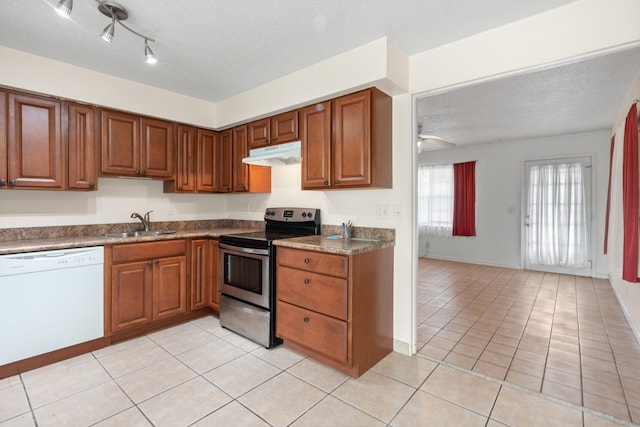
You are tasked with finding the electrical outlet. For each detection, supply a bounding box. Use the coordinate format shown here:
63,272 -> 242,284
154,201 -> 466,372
376,204 -> 389,219
167,206 -> 176,216
392,204 -> 402,219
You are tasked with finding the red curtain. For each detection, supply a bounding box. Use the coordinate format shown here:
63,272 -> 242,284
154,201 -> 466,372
604,135 -> 615,254
452,161 -> 476,236
622,103 -> 639,282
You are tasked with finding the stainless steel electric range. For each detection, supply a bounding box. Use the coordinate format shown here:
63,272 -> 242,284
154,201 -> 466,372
218,207 -> 321,348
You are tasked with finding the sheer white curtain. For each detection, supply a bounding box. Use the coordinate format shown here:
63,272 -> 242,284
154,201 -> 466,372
608,127 -> 626,278
526,161 -> 588,268
417,165 -> 453,237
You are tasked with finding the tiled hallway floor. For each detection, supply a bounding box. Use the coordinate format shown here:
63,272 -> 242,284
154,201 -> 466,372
1,259 -> 639,426
417,258 -> 640,425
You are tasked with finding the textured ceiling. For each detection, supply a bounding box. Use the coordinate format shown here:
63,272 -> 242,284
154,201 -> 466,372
416,45 -> 640,147
0,0 -> 575,102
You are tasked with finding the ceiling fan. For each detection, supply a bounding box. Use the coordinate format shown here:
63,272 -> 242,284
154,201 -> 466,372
416,126 -> 456,153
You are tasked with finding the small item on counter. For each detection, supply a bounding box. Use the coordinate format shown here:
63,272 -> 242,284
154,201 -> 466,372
327,235 -> 342,239
342,221 -> 352,239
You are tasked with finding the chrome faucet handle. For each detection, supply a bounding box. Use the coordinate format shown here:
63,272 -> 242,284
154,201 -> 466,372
144,210 -> 153,222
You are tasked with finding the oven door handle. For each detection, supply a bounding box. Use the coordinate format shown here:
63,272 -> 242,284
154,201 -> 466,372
219,243 -> 269,256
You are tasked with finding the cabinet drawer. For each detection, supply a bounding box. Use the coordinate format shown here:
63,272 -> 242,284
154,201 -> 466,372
277,266 -> 347,320
112,240 -> 186,263
277,247 -> 347,278
276,301 -> 348,364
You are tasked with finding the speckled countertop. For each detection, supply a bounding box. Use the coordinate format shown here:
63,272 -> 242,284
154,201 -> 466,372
0,221 -> 395,256
274,235 -> 394,255
0,228 -> 256,255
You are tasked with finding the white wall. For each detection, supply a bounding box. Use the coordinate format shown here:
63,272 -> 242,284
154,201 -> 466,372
0,178 -> 230,227
417,131 -> 610,278
410,0 -> 640,95
0,46 -> 217,128
608,70 -> 640,337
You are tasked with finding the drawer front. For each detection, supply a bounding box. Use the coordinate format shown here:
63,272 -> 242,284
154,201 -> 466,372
277,265 -> 347,320
112,239 -> 186,263
276,301 -> 348,364
277,247 -> 347,278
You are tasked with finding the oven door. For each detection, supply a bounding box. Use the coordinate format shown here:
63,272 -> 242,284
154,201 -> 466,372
219,243 -> 270,309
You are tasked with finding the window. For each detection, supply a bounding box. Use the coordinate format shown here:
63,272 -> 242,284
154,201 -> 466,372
418,161 -> 477,237
418,165 -> 453,237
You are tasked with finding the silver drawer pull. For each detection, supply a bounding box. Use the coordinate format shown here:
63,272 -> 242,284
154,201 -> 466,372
304,279 -> 310,284
303,317 -> 309,323
304,258 -> 310,264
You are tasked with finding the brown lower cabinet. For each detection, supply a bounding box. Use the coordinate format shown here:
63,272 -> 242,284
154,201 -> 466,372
191,239 -> 220,311
108,240 -> 188,334
275,245 -> 394,377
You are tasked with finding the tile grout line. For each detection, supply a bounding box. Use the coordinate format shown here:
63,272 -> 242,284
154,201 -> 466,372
416,330 -> 636,427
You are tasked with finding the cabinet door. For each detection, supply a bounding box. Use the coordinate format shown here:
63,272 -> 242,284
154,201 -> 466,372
68,103 -> 97,190
101,110 -> 140,176
197,129 -> 218,192
277,300 -> 348,364
300,103 -> 331,189
232,124 -> 249,192
111,261 -> 153,332
141,117 -> 174,178
248,118 -> 269,149
174,124 -> 196,192
270,110 -> 298,145
153,255 -> 187,320
0,92 -> 6,187
7,93 -> 64,189
218,129 -> 232,193
190,240 -> 211,311
209,241 -> 220,309
333,90 -> 371,187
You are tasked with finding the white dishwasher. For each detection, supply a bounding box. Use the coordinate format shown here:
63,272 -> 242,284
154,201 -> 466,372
0,246 -> 104,366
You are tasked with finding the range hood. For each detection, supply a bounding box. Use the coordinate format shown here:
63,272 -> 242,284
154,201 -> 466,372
242,140 -> 301,166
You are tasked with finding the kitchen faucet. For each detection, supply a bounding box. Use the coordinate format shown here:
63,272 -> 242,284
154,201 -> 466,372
131,211 -> 153,232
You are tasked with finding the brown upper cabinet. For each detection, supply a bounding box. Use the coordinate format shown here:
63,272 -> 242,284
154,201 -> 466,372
101,109 -> 174,178
68,103 -> 98,190
164,126 -> 222,194
0,92 -> 7,187
301,88 -> 392,190
248,110 -> 299,149
232,124 -> 271,193
232,124 -> 249,192
5,92 -> 65,189
218,129 -> 233,193
196,128 -> 220,192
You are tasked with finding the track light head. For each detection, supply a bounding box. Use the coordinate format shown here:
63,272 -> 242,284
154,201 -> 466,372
100,17 -> 115,43
55,0 -> 73,18
144,40 -> 157,64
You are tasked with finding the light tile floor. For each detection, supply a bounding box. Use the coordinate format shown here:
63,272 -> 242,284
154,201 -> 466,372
417,258 -> 640,426
0,258 -> 637,426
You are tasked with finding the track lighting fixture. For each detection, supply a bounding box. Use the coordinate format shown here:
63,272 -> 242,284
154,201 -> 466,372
55,0 -> 73,18
54,0 -> 158,64
144,40 -> 157,64
100,15 -> 116,43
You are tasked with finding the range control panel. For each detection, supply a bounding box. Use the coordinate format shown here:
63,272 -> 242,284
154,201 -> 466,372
264,207 -> 320,223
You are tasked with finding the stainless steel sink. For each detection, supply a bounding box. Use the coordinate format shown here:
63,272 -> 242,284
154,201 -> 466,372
99,230 -> 177,239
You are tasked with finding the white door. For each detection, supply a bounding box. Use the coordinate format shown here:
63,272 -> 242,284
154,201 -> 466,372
524,157 -> 592,276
